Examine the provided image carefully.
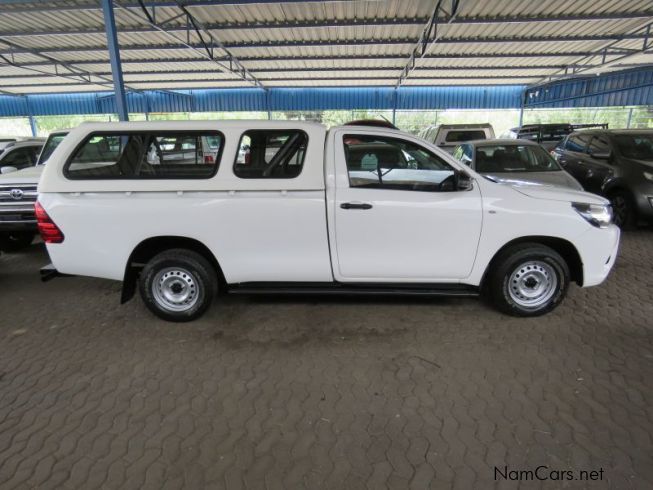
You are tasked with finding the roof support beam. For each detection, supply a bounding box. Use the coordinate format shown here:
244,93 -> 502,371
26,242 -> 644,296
396,0 -> 463,87
102,0 -> 128,121
118,0 -> 264,88
530,19 -> 653,85
0,38 -> 122,91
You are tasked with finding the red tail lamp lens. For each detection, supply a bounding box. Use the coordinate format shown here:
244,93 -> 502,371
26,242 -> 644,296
35,201 -> 64,244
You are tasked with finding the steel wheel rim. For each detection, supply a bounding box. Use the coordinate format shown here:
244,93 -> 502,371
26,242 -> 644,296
152,267 -> 199,312
508,260 -> 558,309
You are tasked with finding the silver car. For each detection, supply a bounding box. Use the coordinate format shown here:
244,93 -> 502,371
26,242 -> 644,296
452,139 -> 582,190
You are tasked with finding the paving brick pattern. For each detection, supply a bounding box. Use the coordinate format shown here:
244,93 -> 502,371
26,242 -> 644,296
0,231 -> 652,489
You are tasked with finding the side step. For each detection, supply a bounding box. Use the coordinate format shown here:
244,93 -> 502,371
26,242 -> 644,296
228,282 -> 479,297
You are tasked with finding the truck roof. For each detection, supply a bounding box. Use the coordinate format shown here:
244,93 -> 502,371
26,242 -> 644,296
73,120 -> 326,131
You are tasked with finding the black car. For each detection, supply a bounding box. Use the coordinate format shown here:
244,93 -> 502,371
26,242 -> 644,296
551,129 -> 653,228
506,123 -> 608,151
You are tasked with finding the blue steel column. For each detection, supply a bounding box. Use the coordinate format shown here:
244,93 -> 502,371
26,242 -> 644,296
28,115 -> 37,136
25,97 -> 37,136
101,0 -> 128,121
392,88 -> 398,126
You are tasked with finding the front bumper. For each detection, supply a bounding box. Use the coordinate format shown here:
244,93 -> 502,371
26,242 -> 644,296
575,224 -> 621,287
0,207 -> 37,232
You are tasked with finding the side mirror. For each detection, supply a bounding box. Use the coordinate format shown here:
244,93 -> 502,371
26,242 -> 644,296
590,151 -> 611,160
456,170 -> 474,191
0,166 -> 17,174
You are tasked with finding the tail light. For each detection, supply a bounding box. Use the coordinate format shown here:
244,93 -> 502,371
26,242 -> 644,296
204,154 -> 214,164
35,201 -> 64,244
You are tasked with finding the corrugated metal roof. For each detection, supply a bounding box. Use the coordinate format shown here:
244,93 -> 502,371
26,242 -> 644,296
0,0 -> 651,109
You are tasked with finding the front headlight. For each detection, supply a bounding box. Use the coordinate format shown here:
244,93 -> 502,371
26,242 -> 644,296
644,171 -> 653,182
572,202 -> 613,228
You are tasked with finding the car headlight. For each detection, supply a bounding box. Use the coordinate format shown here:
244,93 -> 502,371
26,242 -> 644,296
572,202 -> 613,228
644,171 -> 653,182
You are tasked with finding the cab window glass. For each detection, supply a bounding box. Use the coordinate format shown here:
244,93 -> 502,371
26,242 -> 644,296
1,146 -> 39,169
565,134 -> 591,152
65,132 -> 223,179
453,144 -> 473,166
475,145 -> 560,173
588,135 -> 610,155
343,134 -> 457,192
233,130 -> 307,179
444,130 -> 486,143
38,134 -> 68,165
613,134 -> 653,160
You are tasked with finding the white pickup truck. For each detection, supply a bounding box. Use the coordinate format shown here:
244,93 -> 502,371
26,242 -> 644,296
37,121 -> 620,322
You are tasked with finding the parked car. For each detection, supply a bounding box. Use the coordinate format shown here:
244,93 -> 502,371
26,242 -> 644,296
37,130 -> 69,166
0,130 -> 68,251
551,129 -> 653,228
452,139 -> 582,190
38,121 -> 619,321
419,124 -> 495,153
0,138 -> 45,174
504,124 -> 608,151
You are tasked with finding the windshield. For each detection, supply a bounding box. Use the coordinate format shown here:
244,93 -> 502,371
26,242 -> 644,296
613,134 -> 653,160
37,133 -> 68,165
475,144 -> 561,173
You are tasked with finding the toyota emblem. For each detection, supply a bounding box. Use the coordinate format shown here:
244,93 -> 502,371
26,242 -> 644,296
9,189 -> 23,200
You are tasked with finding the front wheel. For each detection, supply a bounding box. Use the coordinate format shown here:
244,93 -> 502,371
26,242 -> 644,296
138,249 -> 217,322
486,244 -> 569,317
608,190 -> 637,230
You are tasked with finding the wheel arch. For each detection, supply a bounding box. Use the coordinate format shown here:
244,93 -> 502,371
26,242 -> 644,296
602,178 -> 632,198
482,236 -> 583,288
121,235 -> 226,304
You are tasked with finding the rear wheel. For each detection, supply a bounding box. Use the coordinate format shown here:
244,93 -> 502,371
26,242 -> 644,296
0,232 -> 35,252
608,190 -> 636,230
487,243 -> 569,317
138,249 -> 217,322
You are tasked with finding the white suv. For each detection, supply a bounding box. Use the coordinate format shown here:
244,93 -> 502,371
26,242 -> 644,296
37,121 -> 620,322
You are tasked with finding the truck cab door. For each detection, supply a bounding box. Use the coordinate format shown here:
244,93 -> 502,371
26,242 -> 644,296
328,130 -> 483,282
559,133 -> 593,188
584,134 -> 615,194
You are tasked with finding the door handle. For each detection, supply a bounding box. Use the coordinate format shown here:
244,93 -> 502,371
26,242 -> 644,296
340,202 -> 373,210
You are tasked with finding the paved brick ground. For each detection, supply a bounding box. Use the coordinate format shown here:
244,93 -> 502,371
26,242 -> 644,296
0,231 -> 652,489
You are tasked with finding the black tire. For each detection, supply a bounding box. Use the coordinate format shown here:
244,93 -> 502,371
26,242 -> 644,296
608,190 -> 637,230
486,243 -> 569,317
138,248 -> 217,322
0,232 -> 35,252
